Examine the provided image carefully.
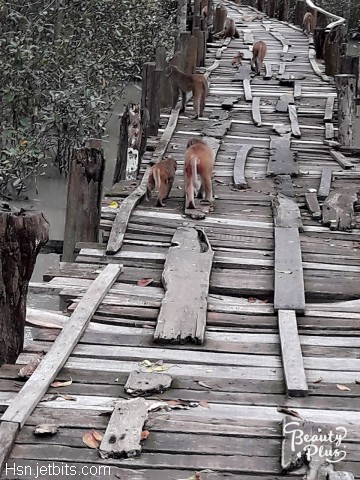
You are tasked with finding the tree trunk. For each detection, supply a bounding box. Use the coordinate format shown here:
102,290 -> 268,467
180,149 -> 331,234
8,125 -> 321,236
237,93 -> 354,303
335,74 -> 356,147
278,0 -> 289,21
63,141 -> 104,262
0,208 -> 49,365
267,0 -> 276,18
313,27 -> 325,59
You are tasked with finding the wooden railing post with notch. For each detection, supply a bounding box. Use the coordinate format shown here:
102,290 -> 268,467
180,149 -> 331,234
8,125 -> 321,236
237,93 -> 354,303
63,140 -> 104,262
335,74 -> 356,147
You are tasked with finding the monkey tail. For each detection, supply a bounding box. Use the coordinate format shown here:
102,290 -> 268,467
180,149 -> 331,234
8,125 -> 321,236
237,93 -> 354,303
191,154 -> 201,193
153,167 -> 162,192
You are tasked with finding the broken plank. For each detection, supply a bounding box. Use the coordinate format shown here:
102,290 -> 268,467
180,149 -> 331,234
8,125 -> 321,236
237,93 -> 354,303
202,120 -> 231,138
318,167 -> 332,200
252,97 -> 261,127
276,94 -> 294,113
278,73 -> 306,86
272,194 -> 303,230
294,82 -> 301,100
324,95 -> 335,122
243,31 -> 254,44
99,397 -> 148,458
305,192 -> 321,219
221,98 -> 238,110
154,227 -> 214,345
322,190 -> 357,231
280,52 -> 296,62
1,263 -> 123,427
278,310 -> 308,396
274,227 -> 305,313
330,150 -> 354,170
288,105 -> 301,138
267,134 -> 299,177
264,63 -> 272,80
124,371 -> 172,396
281,416 -> 311,470
275,175 -> 294,198
0,422 -> 19,472
233,64 -> 252,81
233,145 -> 253,189
243,78 -> 252,101
278,63 -> 286,75
325,123 -> 334,140
273,124 -> 291,135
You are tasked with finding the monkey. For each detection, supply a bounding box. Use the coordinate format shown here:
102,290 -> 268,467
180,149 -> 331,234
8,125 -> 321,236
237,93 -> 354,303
231,51 -> 244,67
146,158 -> 177,207
184,138 -> 215,210
251,40 -> 267,75
303,12 -> 315,34
214,17 -> 240,39
166,65 -> 209,119
202,5 -> 208,17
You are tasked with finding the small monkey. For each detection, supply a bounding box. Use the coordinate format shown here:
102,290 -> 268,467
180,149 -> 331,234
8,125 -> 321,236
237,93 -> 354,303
146,158 -> 177,207
231,51 -> 244,67
251,40 -> 267,74
184,138 -> 215,210
303,12 -> 315,34
166,65 -> 209,119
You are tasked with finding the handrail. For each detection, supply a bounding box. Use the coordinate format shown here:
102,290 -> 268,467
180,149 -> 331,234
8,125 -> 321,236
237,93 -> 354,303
305,0 -> 346,31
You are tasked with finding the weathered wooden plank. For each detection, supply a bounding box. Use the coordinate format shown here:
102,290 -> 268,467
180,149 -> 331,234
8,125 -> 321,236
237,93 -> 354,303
322,190 -> 357,231
267,135 -> 299,176
294,81 -> 302,100
305,192 -> 321,219
264,63 -> 272,80
233,145 -> 253,189
278,63 -> 286,75
317,167 -> 332,200
280,52 -> 296,62
154,227 -> 214,344
330,150 -> 354,170
244,31 -> 254,44
124,371 -> 172,396
221,98 -> 238,110
278,310 -> 308,396
233,64 -> 252,81
325,122 -> 334,140
274,227 -> 305,313
288,105 -> 301,138
328,473 -> 355,480
275,175 -> 294,197
99,398 -> 148,458
0,422 -> 18,472
252,97 -> 262,127
243,78 -> 253,101
202,120 -> 231,138
276,94 -> 294,113
1,264 -> 122,427
324,95 -> 335,122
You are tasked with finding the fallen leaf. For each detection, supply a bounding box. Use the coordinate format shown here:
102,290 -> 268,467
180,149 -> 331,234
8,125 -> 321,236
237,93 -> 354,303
199,400 -> 210,409
197,381 -> 212,389
277,406 -> 302,419
59,394 -> 77,401
195,474 -> 201,480
51,378 -> 72,388
141,430 -> 150,441
337,384 -> 351,392
108,201 -> 119,209
82,431 -> 100,449
91,430 -> 103,442
40,394 -> 59,402
313,377 -> 323,384
33,424 -> 59,436
141,360 -> 152,367
137,278 -> 154,287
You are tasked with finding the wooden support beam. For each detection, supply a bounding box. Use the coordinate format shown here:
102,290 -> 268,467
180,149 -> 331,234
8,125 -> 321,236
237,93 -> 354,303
335,74 -> 356,147
330,149 -> 354,169
142,62 -> 160,136
267,134 -> 299,176
340,55 -> 359,94
154,227 -> 214,345
267,0 -> 276,18
305,192 -> 321,219
322,190 -> 357,231
99,398 -> 148,459
233,145 -> 253,189
294,0 -> 306,26
318,167 -> 332,200
252,97 -> 262,126
274,227 -> 305,313
243,79 -> 253,101
278,0 -> 289,21
213,3 -> 227,33
324,26 -> 343,76
313,27 -> 325,59
288,105 -> 301,138
0,422 -> 19,472
156,47 -> 173,108
1,263 -> 122,427
278,310 -> 308,396
264,63 -> 272,80
278,63 -> 286,75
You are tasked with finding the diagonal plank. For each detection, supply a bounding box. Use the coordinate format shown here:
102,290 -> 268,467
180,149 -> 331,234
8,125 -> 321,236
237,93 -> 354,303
154,227 -> 213,345
1,263 -> 123,427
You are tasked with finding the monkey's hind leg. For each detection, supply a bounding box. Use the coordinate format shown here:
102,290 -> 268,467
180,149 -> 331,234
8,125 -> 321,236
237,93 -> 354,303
165,177 -> 174,199
203,176 -> 214,204
156,179 -> 169,207
199,91 -> 206,117
146,172 -> 155,201
172,86 -> 180,110
180,91 -> 187,113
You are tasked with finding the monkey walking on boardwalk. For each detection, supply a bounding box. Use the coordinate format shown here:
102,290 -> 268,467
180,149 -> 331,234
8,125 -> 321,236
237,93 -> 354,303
251,40 -> 267,75
146,158 -> 177,207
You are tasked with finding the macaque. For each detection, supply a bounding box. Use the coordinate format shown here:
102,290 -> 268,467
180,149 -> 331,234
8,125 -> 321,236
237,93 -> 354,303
215,17 -> 240,39
184,138 -> 215,210
166,65 -> 209,119
202,5 -> 208,17
146,158 -> 177,207
251,40 -> 267,74
231,51 -> 244,67
303,12 -> 315,34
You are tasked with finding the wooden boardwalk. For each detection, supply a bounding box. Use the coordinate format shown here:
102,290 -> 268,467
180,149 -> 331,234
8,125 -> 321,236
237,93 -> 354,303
1,1 -> 360,478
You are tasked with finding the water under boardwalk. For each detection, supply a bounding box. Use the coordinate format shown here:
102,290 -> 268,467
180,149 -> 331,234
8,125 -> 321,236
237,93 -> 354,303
1,1 -> 360,479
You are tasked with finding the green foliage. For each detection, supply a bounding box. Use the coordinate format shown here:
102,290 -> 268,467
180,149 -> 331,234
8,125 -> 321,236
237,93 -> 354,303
0,0 -> 175,198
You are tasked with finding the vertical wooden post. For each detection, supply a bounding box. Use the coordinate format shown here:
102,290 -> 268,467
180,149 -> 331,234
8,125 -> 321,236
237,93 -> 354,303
113,108 -> 130,184
156,47 -> 172,108
193,27 -> 205,67
340,55 -> 359,95
207,0 -> 214,41
193,0 -> 201,31
323,27 -> 343,76
313,27 -> 325,59
63,141 -> 105,262
294,0 -> 306,26
188,35 -> 198,74
213,4 -> 227,34
278,0 -> 289,21
257,0 -> 265,12
335,74 -> 356,146
267,0 -> 276,18
176,0 -> 187,50
142,62 -> 160,136
0,208 -> 49,365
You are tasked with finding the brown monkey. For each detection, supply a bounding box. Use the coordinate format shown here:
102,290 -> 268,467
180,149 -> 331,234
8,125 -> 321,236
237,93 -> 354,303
251,40 -> 267,74
303,12 -> 315,34
166,65 -> 209,119
202,5 -> 208,17
231,51 -> 244,67
146,158 -> 177,207
184,138 -> 215,210
215,17 -> 240,39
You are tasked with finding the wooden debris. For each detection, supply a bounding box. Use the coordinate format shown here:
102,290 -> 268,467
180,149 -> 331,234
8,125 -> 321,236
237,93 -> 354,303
274,227 -> 305,313
252,97 -> 262,126
243,31 -> 254,44
124,371 -> 173,396
99,397 -> 149,459
278,73 -> 306,85
202,120 -> 231,138
318,167 -> 332,200
272,194 -> 303,230
233,64 -> 252,81
267,134 -> 299,176
294,81 -> 301,100
330,150 -> 354,170
154,227 -> 214,345
0,422 -> 19,472
221,98 -> 238,110
209,110 -> 229,121
33,424 -> 59,436
288,105 -> 301,138
243,78 -> 252,101
233,145 -> 253,189
280,52 -> 296,62
324,95 -> 335,122
273,124 -> 291,135
305,192 -> 321,219
276,94 -> 294,113
281,416 -> 311,471
18,354 -> 43,379
322,190 -> 357,231
264,62 -> 272,79
278,311 -> 308,396
275,175 -> 294,197
325,123 -> 334,140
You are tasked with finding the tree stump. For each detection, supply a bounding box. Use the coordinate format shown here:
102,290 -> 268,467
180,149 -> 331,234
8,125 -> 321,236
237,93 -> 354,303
63,142 -> 105,262
0,208 -> 49,365
335,74 -> 356,147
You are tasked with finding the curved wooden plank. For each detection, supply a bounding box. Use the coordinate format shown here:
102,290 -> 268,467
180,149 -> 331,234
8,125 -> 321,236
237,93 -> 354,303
233,145 -> 253,188
252,97 -> 262,126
